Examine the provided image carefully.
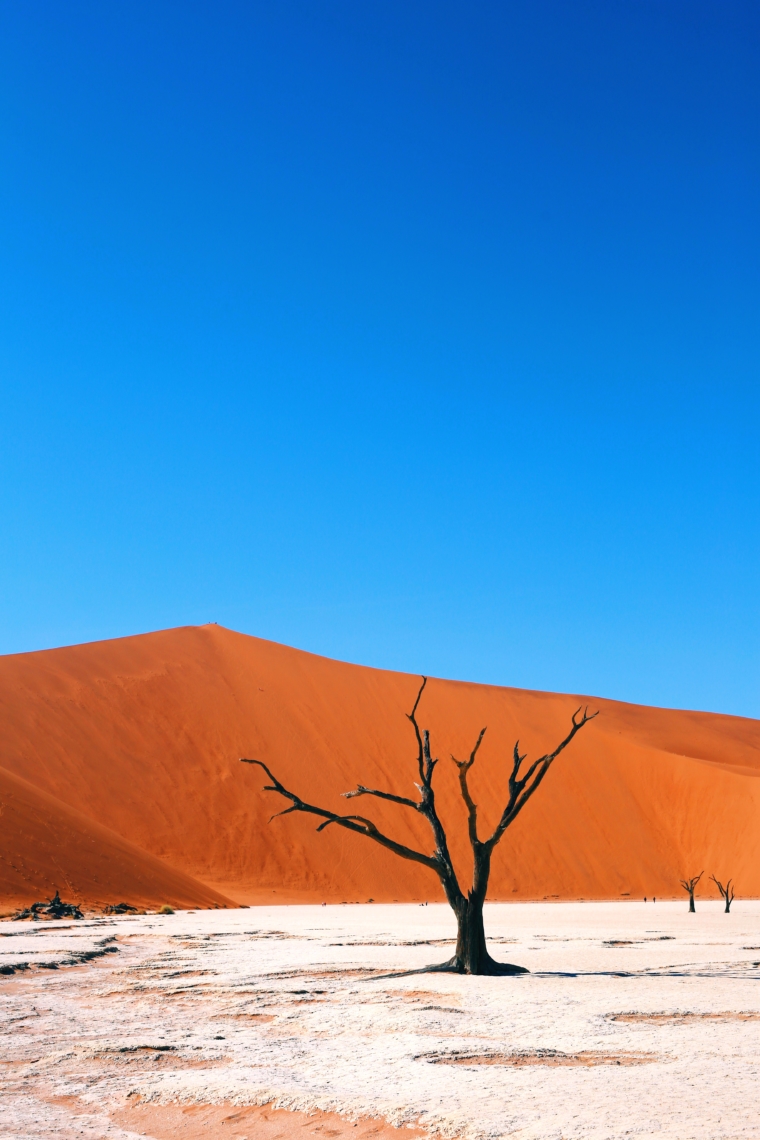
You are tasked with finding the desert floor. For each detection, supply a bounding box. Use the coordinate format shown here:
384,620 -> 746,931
2,901 -> 760,1139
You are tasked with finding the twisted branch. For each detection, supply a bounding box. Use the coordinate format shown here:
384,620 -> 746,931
680,871 -> 704,893
342,785 -> 419,809
710,875 -> 734,903
240,757 -> 440,872
451,727 -> 487,847
485,706 -> 599,851
408,676 -> 428,784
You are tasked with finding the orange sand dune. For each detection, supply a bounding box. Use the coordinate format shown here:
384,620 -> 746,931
0,765 -> 233,911
1,624 -> 758,908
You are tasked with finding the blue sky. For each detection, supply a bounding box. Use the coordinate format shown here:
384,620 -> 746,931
1,2 -> 758,716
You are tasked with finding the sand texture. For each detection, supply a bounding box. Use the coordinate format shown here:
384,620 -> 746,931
2,901 -> 760,1138
1,623 -> 759,909
0,766 -> 234,912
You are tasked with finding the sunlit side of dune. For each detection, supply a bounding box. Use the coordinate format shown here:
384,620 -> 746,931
0,624 -> 758,909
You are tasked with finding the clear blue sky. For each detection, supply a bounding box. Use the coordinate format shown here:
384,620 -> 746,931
1,2 -> 758,716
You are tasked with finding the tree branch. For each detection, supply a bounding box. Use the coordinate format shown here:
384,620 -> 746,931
710,874 -> 732,899
681,871 -> 704,892
342,785 -> 420,810
486,706 -> 599,851
407,676 -> 428,784
451,726 -> 487,848
418,727 -> 462,903
240,758 -> 441,872
316,813 -> 384,832
396,676 -> 462,901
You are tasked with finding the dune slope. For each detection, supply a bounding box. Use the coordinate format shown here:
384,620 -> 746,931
0,765 -> 233,911
0,624 -> 758,907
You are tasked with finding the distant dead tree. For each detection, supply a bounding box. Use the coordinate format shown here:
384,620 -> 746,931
241,677 -> 597,976
710,875 -> 735,913
679,872 -> 703,913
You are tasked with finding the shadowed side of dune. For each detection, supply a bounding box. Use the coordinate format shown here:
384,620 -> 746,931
0,623 -> 759,908
0,765 -> 234,911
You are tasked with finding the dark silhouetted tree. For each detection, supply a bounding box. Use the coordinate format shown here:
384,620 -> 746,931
710,875 -> 735,913
241,677 -> 597,976
680,872 -> 703,913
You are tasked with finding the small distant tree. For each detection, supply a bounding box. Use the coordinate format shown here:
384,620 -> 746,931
710,875 -> 735,913
241,677 -> 597,976
679,872 -> 703,913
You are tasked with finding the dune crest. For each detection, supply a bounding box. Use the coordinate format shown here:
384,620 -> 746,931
0,624 -> 758,908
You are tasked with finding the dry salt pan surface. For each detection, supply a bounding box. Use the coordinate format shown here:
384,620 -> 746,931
2,901 -> 760,1140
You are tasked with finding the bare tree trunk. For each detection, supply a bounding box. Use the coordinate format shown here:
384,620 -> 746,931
688,890 -> 695,913
438,846 -> 526,975
454,896 -> 490,971
449,895 -> 524,974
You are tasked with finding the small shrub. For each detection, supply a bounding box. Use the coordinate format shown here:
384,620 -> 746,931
157,904 -> 175,915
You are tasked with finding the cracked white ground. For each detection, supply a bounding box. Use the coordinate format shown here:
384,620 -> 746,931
2,901 -> 760,1139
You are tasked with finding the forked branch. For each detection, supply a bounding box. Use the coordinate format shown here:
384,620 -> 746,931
241,677 -> 465,907
710,874 -> 734,898
406,680 -> 462,902
241,677 -> 468,895
710,874 -> 735,912
451,727 -> 487,846
680,871 -> 704,893
485,706 -> 599,851
408,676 -> 429,784
342,680 -> 433,813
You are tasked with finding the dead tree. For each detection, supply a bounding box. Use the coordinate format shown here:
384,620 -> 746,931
710,875 -> 735,913
241,677 -> 597,976
13,890 -> 83,921
679,872 -> 703,913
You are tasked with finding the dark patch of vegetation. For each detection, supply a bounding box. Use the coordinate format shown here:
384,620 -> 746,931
14,891 -> 83,921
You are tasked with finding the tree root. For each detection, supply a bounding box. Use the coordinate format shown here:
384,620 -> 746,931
370,955 -> 529,980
